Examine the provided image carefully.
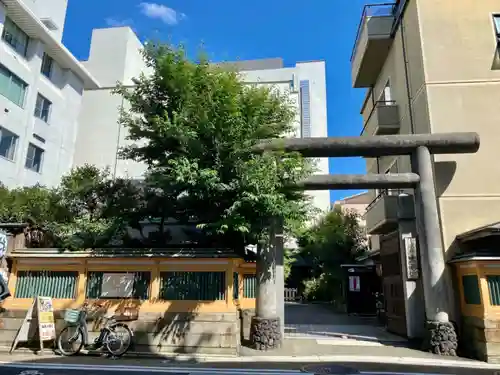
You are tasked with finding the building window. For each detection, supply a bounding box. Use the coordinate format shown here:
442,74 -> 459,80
462,274 -> 481,305
25,143 -> 44,172
243,274 -> 256,298
300,80 -> 311,138
233,272 -> 239,300
380,80 -> 392,103
0,126 -> 18,161
159,271 -> 226,301
41,53 -> 54,79
86,272 -> 151,300
1,17 -> 29,56
494,15 -> 500,39
34,94 -> 52,122
0,65 -> 27,107
487,275 -> 500,306
14,271 -> 78,299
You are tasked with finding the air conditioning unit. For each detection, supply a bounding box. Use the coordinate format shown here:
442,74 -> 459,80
41,18 -> 58,31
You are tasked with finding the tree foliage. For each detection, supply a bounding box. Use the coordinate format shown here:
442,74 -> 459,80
0,165 -> 140,249
296,207 -> 368,301
0,43 -> 313,253
115,43 -> 313,247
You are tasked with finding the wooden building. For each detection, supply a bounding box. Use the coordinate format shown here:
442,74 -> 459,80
0,245 -> 257,355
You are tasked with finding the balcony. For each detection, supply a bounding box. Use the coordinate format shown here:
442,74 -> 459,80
365,192 -> 415,235
361,101 -> 400,136
351,3 -> 396,88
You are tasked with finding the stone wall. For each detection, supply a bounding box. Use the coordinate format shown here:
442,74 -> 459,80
240,308 -> 255,342
0,309 -> 240,356
461,316 -> 500,363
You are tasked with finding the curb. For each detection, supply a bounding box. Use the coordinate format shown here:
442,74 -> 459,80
0,346 -> 237,360
1,356 -> 500,371
200,355 -> 500,369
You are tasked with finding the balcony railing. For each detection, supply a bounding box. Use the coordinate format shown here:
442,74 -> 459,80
365,188 -> 403,213
360,100 -> 397,135
364,189 -> 415,234
350,3 -> 397,63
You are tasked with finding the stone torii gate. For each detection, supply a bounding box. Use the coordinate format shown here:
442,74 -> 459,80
249,132 -> 480,356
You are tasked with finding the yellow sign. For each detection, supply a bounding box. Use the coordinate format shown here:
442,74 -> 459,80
37,296 -> 56,341
10,296 -> 56,354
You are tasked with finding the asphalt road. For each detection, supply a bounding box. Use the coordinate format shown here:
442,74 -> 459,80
0,361 -> 499,375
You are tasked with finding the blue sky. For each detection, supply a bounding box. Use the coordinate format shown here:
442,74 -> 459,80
62,0 -> 372,202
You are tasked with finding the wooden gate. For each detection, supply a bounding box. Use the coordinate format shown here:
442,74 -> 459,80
380,231 -> 407,337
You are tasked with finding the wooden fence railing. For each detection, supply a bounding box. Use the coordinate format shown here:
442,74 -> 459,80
285,287 -> 298,301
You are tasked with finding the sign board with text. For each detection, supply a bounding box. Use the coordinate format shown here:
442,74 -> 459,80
101,273 -> 135,298
10,296 -> 56,354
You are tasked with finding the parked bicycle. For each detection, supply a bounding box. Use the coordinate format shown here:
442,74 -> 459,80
57,302 -> 133,357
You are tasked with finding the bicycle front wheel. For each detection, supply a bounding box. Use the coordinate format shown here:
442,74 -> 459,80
105,323 -> 133,357
57,325 -> 84,356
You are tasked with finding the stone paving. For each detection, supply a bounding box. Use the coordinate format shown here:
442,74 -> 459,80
239,338 -> 432,357
284,303 -> 406,344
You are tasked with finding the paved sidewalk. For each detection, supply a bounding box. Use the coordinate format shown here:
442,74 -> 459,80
240,339 -> 431,358
284,303 -> 405,344
1,342 -> 498,370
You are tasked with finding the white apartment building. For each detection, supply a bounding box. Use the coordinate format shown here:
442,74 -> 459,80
0,0 -> 98,188
74,28 -> 331,213
0,0 -> 330,214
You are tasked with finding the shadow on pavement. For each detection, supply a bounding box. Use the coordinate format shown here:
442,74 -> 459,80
0,354 -> 498,375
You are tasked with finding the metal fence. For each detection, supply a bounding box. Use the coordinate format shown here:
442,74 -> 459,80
160,271 -> 226,301
285,287 -> 298,301
15,271 -> 78,299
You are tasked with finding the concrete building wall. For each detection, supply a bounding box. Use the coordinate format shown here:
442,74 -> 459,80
362,0 -> 428,181
74,27 -> 150,179
0,2 -> 86,188
415,0 -> 500,254
361,0 -> 500,256
356,0 -> 500,338
242,60 -> 331,213
24,0 -> 68,41
333,191 -> 371,227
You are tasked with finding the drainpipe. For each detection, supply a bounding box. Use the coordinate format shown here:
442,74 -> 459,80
112,96 -> 125,179
400,18 -> 415,135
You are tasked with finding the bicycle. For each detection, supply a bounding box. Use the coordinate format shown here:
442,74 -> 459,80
57,302 -> 133,357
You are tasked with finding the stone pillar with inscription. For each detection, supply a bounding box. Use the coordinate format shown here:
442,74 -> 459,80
397,205 -> 425,339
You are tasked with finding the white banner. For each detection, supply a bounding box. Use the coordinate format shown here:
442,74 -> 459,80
348,275 -> 360,292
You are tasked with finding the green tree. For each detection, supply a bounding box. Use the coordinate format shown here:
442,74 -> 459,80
0,184 -> 60,225
284,247 -> 298,281
50,164 -> 141,249
115,43 -> 313,249
115,44 -> 313,335
298,207 -> 367,301
0,165 -> 141,249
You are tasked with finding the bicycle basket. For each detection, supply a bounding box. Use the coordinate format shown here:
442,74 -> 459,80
64,309 -> 81,323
